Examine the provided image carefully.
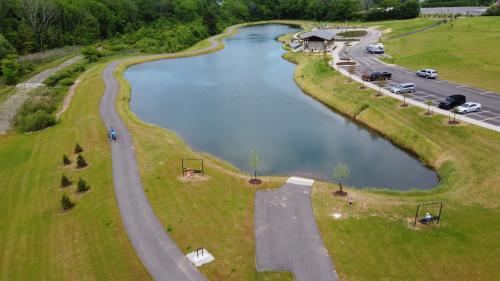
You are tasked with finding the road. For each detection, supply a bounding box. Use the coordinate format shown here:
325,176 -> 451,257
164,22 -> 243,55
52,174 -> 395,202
99,29 -> 237,280
341,29 -> 500,128
420,7 -> 487,16
255,179 -> 338,281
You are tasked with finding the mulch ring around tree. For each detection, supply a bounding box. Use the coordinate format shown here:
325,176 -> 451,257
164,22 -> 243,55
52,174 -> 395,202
249,178 -> 262,185
332,190 -> 348,197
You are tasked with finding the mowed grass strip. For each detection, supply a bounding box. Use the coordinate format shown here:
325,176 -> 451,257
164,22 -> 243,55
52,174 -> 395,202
286,52 -> 500,280
382,16 -> 500,92
0,64 -> 150,281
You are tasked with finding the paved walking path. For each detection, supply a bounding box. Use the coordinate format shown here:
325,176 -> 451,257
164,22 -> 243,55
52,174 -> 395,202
255,178 -> 338,281
0,55 -> 82,134
99,29 -> 236,280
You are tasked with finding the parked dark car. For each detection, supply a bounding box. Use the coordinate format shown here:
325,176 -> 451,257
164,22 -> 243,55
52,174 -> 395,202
362,71 -> 392,81
439,95 -> 466,110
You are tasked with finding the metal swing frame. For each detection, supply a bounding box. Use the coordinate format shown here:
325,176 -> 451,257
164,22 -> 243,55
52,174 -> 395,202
413,202 -> 443,228
182,158 -> 204,177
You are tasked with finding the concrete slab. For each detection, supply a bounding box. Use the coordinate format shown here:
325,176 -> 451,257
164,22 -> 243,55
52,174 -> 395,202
286,177 -> 315,186
186,249 -> 215,267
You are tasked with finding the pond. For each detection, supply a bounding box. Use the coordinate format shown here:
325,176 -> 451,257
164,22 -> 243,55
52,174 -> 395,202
125,24 -> 438,190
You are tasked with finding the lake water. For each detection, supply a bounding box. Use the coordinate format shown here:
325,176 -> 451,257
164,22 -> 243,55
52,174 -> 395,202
125,24 -> 438,190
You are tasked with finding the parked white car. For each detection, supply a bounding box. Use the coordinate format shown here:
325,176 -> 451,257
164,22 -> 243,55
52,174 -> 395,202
455,102 -> 481,114
416,69 -> 438,79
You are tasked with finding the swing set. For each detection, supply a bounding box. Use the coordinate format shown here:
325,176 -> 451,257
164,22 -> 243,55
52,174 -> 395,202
181,158 -> 204,177
413,202 -> 443,228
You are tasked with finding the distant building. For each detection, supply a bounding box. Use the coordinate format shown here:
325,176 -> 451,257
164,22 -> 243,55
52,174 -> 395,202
298,29 -> 336,52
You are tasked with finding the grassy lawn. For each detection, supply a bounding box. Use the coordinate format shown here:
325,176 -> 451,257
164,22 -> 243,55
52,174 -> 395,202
366,18 -> 437,37
0,64 -> 150,280
286,51 -> 500,280
381,16 -> 500,92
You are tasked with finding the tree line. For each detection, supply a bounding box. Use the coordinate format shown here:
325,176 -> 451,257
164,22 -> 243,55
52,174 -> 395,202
1,0 -> 421,60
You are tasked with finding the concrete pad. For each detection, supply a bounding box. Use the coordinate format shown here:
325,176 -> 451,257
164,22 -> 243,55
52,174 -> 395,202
186,249 -> 215,267
286,177 -> 314,186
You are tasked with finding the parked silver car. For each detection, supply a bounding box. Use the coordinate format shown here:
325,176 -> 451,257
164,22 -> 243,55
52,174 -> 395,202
390,83 -> 416,94
455,102 -> 481,114
416,69 -> 438,79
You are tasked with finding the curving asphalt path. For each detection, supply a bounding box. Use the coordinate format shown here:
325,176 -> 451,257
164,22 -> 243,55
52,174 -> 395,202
341,29 -> 500,129
99,30 -> 234,281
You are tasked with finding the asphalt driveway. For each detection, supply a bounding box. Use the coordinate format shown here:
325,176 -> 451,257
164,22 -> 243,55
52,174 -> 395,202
255,180 -> 338,281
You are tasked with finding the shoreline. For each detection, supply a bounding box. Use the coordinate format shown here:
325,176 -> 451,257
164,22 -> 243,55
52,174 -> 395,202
112,21 -> 447,195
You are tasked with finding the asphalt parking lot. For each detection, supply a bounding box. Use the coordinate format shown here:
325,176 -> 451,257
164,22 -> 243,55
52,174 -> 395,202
340,30 -> 500,128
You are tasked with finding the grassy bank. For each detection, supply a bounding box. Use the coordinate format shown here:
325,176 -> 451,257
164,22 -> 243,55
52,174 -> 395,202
0,63 -> 150,280
286,51 -> 500,280
381,16 -> 500,92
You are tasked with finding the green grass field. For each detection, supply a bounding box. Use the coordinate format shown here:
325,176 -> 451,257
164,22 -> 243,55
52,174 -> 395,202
0,64 -> 150,280
286,51 -> 500,280
381,16 -> 500,92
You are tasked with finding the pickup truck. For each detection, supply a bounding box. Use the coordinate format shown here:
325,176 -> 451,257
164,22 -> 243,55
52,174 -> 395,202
362,71 -> 392,81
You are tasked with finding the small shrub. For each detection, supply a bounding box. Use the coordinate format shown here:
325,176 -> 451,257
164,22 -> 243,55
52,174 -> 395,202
74,143 -> 83,154
59,77 -> 75,87
16,109 -> 56,132
61,195 -> 74,210
62,154 -> 71,165
45,63 -> 86,87
77,177 -> 90,193
76,154 -> 87,168
484,6 -> 500,16
61,174 -> 72,187
81,46 -> 102,62
1,54 -> 21,85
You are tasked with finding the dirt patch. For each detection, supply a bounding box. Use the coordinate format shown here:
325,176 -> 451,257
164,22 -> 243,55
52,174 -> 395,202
177,174 -> 211,183
56,79 -> 81,120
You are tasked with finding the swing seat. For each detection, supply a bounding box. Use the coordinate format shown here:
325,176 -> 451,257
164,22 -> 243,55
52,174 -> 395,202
419,216 -> 439,224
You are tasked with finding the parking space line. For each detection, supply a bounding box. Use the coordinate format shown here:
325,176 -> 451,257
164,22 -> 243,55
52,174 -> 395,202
413,94 -> 434,99
479,92 -> 493,95
413,96 -> 435,101
479,116 -> 500,122
463,110 -> 490,117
